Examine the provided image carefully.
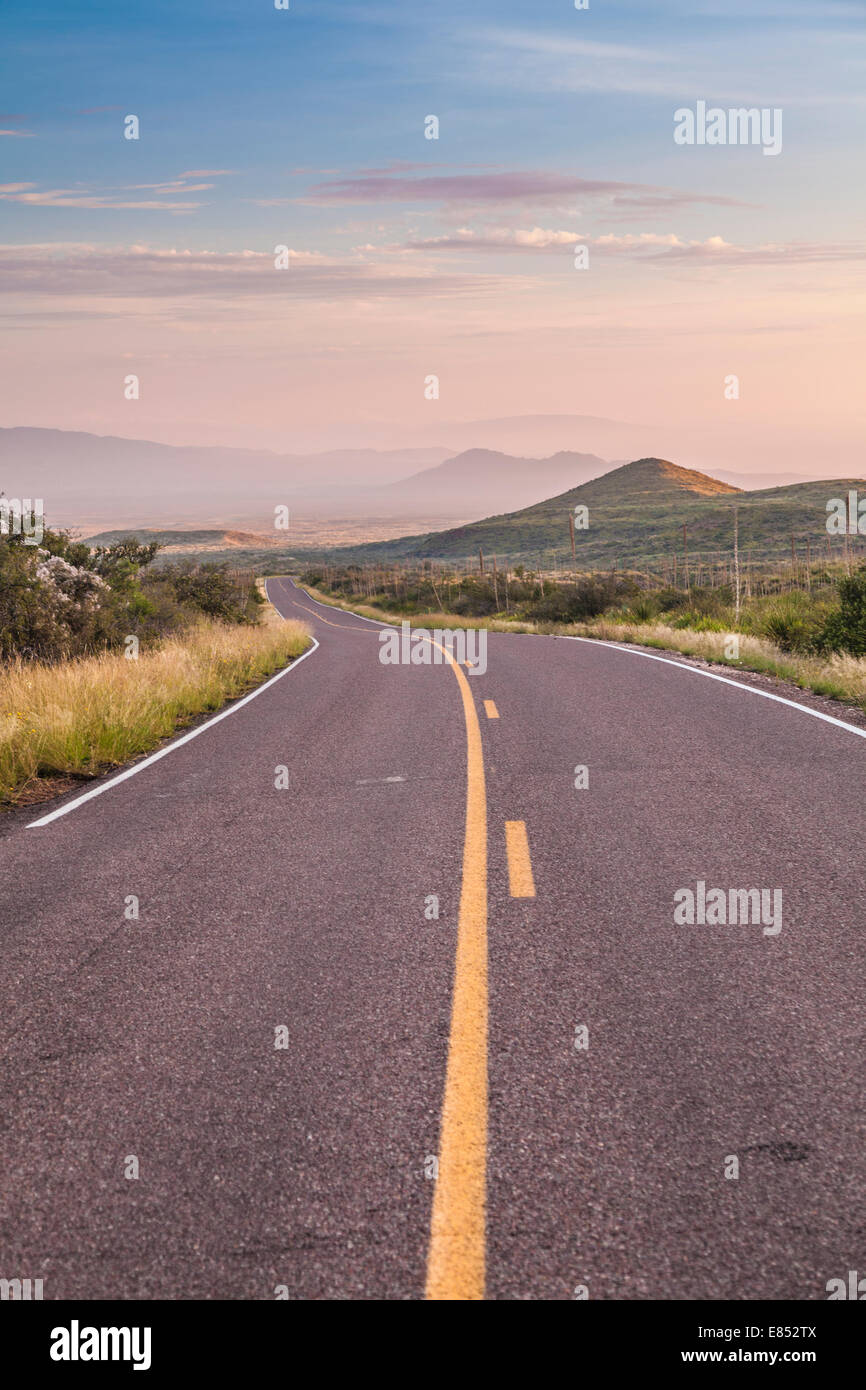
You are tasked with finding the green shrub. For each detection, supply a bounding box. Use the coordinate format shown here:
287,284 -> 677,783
758,592 -> 825,652
820,566 -> 866,655
1,517 -> 266,666
671,611 -> 728,632
628,596 -> 658,623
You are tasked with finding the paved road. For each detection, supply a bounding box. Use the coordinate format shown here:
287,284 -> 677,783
0,576 -> 862,1300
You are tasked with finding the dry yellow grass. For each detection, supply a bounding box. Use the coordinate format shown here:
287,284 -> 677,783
0,616 -> 310,803
255,576 -> 290,627
563,618 -> 866,709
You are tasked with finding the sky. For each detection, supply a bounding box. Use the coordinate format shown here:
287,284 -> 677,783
1,0 -> 864,474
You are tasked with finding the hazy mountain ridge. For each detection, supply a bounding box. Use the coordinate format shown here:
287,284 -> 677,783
372,447 -> 609,513
1,428 -> 610,527
0,428 -> 453,527
2,430 -> 858,566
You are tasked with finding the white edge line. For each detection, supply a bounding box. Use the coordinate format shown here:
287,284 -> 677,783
266,575 -> 394,628
291,581 -> 396,627
27,618 -> 320,828
557,634 -> 866,741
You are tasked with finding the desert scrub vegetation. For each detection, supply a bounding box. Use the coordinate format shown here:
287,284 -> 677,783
0,532 -> 308,801
0,524 -> 264,663
302,562 -> 866,656
0,617 -> 309,803
299,563 -> 637,624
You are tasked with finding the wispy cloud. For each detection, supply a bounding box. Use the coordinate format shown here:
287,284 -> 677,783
304,169 -> 746,212
393,226 -> 866,268
0,243 -> 507,304
0,169 -> 236,210
475,24 -> 866,106
0,175 -> 212,210
0,187 -> 205,210
658,1 -> 863,16
122,180 -> 215,194
401,227 -> 583,253
647,237 -> 866,266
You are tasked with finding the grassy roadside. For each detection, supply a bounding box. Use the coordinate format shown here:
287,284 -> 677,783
559,618 -> 866,710
292,581 -> 866,715
284,583 -> 538,633
0,614 -> 310,804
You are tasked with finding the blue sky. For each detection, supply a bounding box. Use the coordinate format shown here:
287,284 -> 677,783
1,0 -> 864,467
3,0 -> 863,244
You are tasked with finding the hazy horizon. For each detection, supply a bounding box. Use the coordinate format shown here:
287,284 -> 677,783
5,420 -> 863,539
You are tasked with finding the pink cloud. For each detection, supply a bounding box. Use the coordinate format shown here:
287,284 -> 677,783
304,169 -> 747,211
0,186 -> 205,210
393,227 -> 866,267
650,238 -> 866,266
404,227 -> 582,253
355,162 -> 438,176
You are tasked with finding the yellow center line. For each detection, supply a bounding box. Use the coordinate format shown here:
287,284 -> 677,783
505,820 -> 536,898
483,700 -> 499,720
424,638 -> 488,1301
289,600 -> 373,631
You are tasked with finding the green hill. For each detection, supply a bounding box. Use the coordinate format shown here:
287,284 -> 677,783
316,459 -> 865,569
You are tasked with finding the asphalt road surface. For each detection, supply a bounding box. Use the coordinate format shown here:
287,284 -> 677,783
0,576 -> 862,1300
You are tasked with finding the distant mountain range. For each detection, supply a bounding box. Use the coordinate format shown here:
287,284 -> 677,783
325,413 -> 859,483
376,448 -> 608,514
0,429 -> 856,555
0,428 -> 452,529
2,427 -> 609,528
0,427 -> 613,527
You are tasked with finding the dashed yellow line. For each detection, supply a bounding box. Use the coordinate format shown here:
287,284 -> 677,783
423,637 -> 488,1302
483,700 -> 499,720
505,821 -> 536,898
